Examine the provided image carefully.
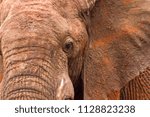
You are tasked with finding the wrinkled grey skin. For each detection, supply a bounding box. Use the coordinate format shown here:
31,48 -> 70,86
0,0 -> 150,100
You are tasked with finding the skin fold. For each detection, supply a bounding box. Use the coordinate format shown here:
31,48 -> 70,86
0,0 -> 150,100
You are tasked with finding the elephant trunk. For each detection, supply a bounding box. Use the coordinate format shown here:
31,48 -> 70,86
0,35 -> 74,100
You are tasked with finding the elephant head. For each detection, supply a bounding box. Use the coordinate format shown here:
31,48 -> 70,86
0,0 -> 150,100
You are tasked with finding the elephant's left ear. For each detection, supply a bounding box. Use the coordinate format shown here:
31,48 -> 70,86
83,0 -> 150,99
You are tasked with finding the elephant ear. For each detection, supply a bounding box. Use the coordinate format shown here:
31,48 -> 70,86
84,0 -> 150,99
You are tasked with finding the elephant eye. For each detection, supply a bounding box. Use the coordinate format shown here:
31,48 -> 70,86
63,37 -> 74,55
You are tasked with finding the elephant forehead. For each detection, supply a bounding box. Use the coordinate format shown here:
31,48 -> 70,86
51,0 -> 79,17
1,0 -> 85,44
1,10 -> 70,43
4,0 -> 78,18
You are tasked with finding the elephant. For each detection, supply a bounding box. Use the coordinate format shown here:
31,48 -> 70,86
0,0 -> 150,100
